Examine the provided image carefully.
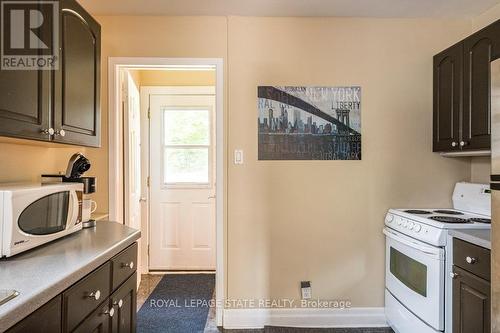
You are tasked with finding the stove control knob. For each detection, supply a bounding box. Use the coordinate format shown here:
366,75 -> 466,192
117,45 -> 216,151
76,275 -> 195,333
413,224 -> 422,232
385,214 -> 394,223
408,222 -> 414,230
403,220 -> 408,227
397,219 -> 402,226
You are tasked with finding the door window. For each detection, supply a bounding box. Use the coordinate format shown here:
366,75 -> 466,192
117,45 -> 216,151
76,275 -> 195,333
18,191 -> 69,235
390,247 -> 427,297
162,109 -> 211,185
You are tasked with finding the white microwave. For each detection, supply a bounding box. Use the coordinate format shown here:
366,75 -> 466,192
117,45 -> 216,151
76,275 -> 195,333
0,183 -> 83,257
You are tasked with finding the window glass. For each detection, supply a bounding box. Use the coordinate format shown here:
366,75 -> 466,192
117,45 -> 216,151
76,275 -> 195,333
18,191 -> 69,235
164,110 -> 209,145
164,148 -> 209,184
390,247 -> 427,297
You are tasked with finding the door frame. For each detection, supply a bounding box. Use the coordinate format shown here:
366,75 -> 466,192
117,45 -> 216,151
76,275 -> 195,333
108,57 -> 225,326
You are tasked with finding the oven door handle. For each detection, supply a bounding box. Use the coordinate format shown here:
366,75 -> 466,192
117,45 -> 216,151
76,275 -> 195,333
383,228 -> 443,259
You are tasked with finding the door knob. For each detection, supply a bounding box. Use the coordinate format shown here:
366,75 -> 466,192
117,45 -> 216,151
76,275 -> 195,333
466,256 -> 477,264
86,290 -> 101,300
41,128 -> 55,135
208,195 -> 216,199
55,129 -> 66,137
113,299 -> 123,308
104,307 -> 115,317
139,197 -> 147,202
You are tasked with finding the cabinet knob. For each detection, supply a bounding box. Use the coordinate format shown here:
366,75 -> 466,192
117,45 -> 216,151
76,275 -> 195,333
41,128 -> 55,135
55,129 -> 66,137
459,141 -> 467,147
450,272 -> 459,279
104,307 -> 115,317
122,261 -> 134,269
451,141 -> 457,147
86,289 -> 101,301
466,256 -> 477,264
114,299 -> 124,308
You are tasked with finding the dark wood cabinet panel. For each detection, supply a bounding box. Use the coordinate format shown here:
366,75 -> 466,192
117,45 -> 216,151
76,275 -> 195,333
433,19 -> 500,153
111,273 -> 137,333
72,302 -> 112,333
461,24 -> 500,150
6,295 -> 62,333
0,69 -> 51,141
433,44 -> 462,152
0,0 -> 100,147
453,266 -> 491,333
63,262 -> 111,332
54,0 -> 101,147
111,243 -> 138,290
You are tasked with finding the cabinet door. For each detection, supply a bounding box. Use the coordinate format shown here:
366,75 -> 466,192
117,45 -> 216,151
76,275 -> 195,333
6,295 -> 62,333
72,302 -> 112,333
0,69 -> 51,141
53,0 -> 101,147
111,273 -> 137,333
462,22 -> 500,151
433,43 -> 462,152
453,266 -> 491,333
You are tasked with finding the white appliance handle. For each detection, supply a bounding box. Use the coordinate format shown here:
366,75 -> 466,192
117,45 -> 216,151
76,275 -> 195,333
383,227 -> 443,258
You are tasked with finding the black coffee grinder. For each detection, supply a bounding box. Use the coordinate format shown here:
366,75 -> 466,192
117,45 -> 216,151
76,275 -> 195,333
42,153 -> 97,228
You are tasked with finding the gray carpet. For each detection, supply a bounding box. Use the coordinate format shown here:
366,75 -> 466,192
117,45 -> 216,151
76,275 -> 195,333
137,274 -> 215,333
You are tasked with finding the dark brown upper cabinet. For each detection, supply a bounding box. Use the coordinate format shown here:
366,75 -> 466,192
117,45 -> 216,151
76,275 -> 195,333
54,0 -> 101,147
433,43 -> 463,152
433,20 -> 500,153
0,0 -> 101,147
0,66 -> 52,141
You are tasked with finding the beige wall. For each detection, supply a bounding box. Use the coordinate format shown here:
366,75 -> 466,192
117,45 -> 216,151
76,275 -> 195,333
0,139 -> 87,184
226,17 -> 471,305
132,69 -> 216,86
4,11 -> 498,308
473,3 -> 500,32
87,16 -> 228,214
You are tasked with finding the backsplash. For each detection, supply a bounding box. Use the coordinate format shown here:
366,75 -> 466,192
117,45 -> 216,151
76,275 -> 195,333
0,141 -> 87,183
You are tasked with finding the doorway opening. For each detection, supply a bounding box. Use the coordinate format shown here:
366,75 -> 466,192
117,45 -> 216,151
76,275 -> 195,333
108,58 -> 224,329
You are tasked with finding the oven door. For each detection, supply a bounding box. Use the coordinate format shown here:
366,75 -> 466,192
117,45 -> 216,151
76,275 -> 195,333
384,227 -> 445,331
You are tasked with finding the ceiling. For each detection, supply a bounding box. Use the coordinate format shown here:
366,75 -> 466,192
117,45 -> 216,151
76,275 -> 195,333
78,0 -> 500,18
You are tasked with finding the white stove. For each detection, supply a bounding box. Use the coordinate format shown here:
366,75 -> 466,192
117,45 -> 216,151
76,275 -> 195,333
384,182 -> 491,333
386,208 -> 490,247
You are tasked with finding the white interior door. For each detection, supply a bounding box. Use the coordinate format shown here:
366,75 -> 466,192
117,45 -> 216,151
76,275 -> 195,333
123,71 -> 142,282
149,90 -> 216,270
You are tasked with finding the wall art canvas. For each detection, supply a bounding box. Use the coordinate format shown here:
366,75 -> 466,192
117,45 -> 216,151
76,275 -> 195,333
258,86 -> 361,160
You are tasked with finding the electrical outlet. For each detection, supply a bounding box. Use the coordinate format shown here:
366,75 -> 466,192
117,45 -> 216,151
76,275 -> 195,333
301,281 -> 311,299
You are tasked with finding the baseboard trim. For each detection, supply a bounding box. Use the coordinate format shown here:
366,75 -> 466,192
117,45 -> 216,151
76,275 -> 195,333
223,307 -> 388,329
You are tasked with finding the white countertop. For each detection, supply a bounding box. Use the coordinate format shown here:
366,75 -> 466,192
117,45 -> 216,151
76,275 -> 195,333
0,221 -> 140,332
449,229 -> 491,249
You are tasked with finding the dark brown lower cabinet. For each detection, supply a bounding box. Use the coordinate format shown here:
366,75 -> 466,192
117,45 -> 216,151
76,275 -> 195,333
111,273 -> 137,333
72,302 -> 112,333
453,266 -> 491,333
5,243 -> 137,333
6,295 -> 62,333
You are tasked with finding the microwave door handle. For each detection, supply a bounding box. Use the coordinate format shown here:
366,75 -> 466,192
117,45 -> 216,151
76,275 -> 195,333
69,190 -> 78,226
383,228 -> 442,258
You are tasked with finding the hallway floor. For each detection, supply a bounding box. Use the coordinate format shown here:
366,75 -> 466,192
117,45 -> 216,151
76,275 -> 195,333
136,274 -> 393,333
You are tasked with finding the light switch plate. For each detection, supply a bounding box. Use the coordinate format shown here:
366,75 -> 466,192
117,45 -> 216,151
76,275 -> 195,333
234,150 -> 244,165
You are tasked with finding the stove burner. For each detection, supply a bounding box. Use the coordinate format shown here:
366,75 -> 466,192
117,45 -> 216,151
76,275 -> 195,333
404,210 -> 431,214
433,210 -> 464,215
429,216 -> 470,223
469,218 -> 491,224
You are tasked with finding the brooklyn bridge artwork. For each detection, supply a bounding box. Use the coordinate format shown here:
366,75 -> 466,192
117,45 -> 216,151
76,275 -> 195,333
258,86 -> 361,160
